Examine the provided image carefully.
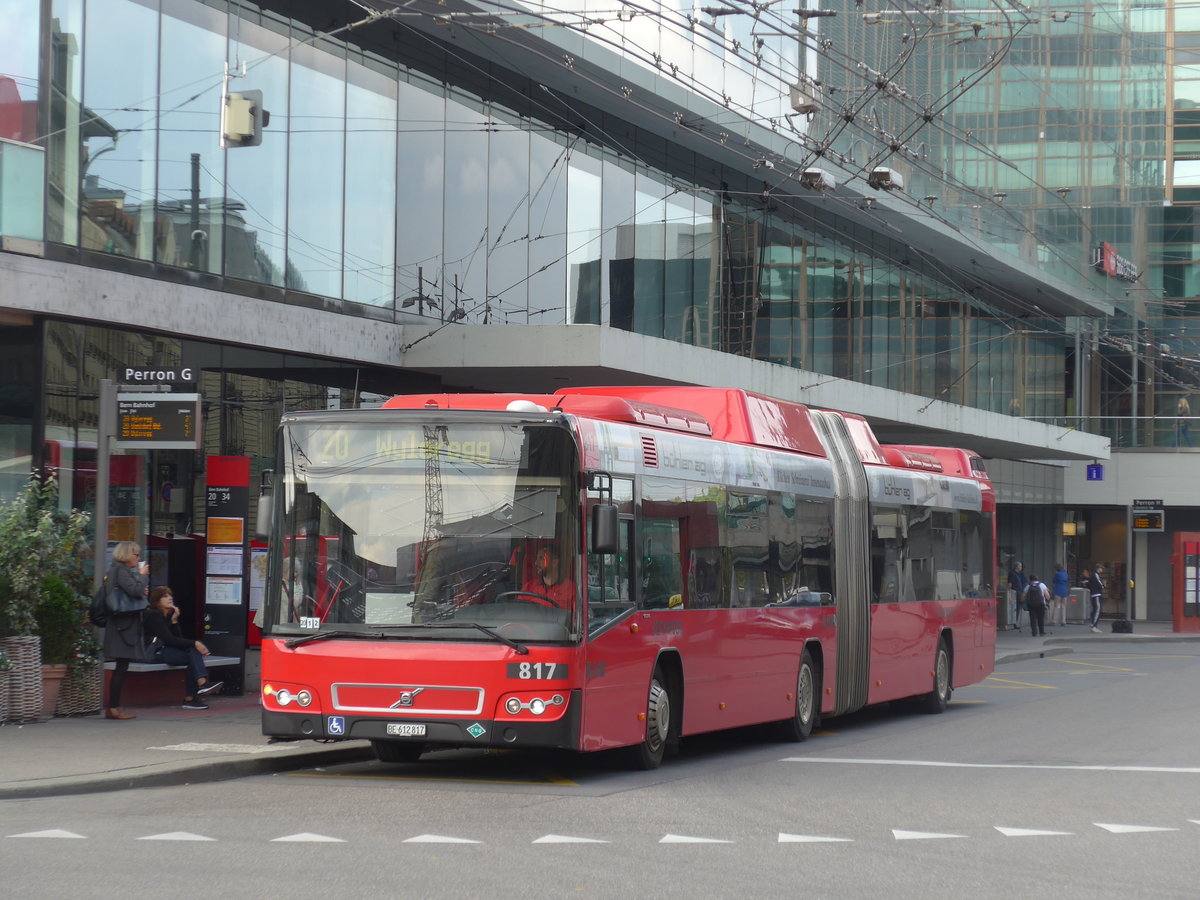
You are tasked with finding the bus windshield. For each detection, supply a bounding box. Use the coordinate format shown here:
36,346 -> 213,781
266,418 -> 581,643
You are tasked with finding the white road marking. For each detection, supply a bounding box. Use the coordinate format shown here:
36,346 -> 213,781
782,757 -> 1200,774
138,832 -> 216,841
893,830 -> 966,841
778,833 -> 853,843
270,832 -> 346,843
994,827 -> 1073,837
533,835 -> 609,844
147,742 -> 290,754
403,834 -> 480,844
7,829 -> 85,839
660,834 -> 733,843
1094,823 -> 1178,834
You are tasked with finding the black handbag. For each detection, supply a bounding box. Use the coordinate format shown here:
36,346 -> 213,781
105,567 -> 147,615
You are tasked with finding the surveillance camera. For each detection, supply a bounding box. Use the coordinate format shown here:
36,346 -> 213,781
191,229 -> 207,242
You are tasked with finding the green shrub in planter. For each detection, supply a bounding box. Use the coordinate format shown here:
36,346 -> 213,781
0,476 -> 90,637
35,576 -> 82,666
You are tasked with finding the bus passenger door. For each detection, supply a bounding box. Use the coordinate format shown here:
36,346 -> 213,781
581,480 -> 650,751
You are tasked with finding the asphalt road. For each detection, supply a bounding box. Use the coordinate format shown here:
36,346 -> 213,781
4,645 -> 1200,899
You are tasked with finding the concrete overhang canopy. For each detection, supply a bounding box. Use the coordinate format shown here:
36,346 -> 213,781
398,323 -> 1110,463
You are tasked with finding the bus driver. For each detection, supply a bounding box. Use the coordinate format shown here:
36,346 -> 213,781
522,545 -> 576,608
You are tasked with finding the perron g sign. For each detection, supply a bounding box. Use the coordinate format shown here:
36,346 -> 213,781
115,393 -> 201,449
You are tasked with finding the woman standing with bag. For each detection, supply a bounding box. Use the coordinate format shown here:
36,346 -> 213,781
102,541 -> 149,720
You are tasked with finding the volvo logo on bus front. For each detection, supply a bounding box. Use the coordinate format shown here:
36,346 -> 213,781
390,687 -> 425,709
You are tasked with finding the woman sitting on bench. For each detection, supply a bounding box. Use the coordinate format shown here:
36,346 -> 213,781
144,587 -> 223,710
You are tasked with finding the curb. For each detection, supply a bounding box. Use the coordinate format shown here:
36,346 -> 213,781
0,742 -> 376,801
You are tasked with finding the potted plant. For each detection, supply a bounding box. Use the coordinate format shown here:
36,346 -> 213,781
0,649 -> 11,723
35,576 -> 82,718
0,475 -> 91,722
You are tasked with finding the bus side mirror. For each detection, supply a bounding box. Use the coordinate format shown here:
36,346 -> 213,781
255,469 -> 273,540
591,503 -> 618,555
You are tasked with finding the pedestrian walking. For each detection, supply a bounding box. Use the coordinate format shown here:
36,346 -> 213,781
1007,561 -> 1027,632
1084,566 -> 1105,632
1050,563 -> 1070,627
1178,396 -> 1192,448
1024,575 -> 1050,637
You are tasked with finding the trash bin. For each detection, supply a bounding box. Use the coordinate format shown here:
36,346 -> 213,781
1068,587 -> 1089,624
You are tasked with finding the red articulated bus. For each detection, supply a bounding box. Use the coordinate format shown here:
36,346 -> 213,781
260,386 -> 996,768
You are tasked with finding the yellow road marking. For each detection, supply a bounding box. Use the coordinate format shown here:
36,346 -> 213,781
1057,659 -> 1133,672
981,676 -> 1056,690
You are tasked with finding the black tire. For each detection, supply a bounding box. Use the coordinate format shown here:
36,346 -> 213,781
624,666 -> 670,770
371,740 -> 425,763
919,638 -> 952,714
778,649 -> 818,742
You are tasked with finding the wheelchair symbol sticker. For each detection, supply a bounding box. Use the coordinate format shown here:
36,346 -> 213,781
327,716 -> 345,736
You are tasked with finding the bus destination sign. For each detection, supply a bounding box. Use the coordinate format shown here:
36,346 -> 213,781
115,393 -> 201,449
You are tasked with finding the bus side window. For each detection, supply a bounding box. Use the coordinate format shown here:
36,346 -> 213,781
640,519 -> 683,610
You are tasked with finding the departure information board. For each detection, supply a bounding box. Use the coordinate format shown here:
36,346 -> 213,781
115,393 -> 201,449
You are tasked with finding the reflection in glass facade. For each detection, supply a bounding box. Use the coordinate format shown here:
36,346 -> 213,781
9,0 -> 1131,425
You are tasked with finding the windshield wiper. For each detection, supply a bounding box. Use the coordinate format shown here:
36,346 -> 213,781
285,630 -> 386,648
418,622 -> 529,655
285,623 -> 528,654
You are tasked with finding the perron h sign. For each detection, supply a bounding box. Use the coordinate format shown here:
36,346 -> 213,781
115,393 -> 201,450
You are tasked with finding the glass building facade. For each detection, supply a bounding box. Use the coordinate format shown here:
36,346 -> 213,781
1,0 -> 1079,435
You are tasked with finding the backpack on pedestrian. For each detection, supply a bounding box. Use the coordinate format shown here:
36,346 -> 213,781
1024,582 -> 1045,611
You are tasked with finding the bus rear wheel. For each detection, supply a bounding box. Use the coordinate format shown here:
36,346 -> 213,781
778,649 -> 818,742
372,740 -> 425,763
919,638 -> 952,714
624,666 -> 670,770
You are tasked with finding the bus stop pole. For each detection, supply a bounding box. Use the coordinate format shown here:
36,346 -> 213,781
94,378 -> 114,587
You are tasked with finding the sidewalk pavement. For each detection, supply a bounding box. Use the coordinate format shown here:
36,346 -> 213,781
3,624 -> 1199,801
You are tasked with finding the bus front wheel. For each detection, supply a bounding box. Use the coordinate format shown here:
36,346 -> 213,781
372,740 -> 425,763
920,638 -> 952,714
778,649 -> 818,741
624,666 -> 670,770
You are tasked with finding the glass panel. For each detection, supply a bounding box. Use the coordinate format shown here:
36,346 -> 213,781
0,141 -> 44,239
157,0 -> 226,273
603,160 -> 635,330
0,324 -> 37,501
47,0 -> 84,244
396,79 -> 444,318
566,150 -> 601,324
442,92 -> 487,321
632,173 -> 667,338
224,17 -> 288,285
81,0 -> 158,261
527,132 -> 568,323
344,59 -> 396,308
287,40 -> 344,297
0,0 -> 39,143
487,115 -> 530,321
